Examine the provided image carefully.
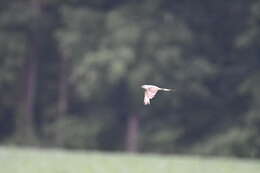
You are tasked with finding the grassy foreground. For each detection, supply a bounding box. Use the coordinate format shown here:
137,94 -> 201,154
0,147 -> 259,173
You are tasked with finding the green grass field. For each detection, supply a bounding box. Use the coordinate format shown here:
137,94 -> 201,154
0,146 -> 259,173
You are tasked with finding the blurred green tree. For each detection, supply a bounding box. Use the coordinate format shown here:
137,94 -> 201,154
0,0 -> 259,158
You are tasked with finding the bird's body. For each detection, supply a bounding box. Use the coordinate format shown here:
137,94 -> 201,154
141,85 -> 174,105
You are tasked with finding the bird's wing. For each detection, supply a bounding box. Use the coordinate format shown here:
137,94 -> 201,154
143,88 -> 159,105
146,88 -> 159,99
144,92 -> 150,105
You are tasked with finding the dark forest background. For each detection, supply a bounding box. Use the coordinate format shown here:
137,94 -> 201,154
0,0 -> 260,158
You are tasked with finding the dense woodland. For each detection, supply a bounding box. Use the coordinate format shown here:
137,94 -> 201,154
0,0 -> 260,158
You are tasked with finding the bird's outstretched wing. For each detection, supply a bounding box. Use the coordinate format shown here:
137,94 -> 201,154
144,88 -> 159,105
146,87 -> 159,99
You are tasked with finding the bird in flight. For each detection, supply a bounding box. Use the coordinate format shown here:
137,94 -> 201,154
141,85 -> 175,105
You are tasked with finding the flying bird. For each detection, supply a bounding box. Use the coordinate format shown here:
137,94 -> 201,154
141,85 -> 175,105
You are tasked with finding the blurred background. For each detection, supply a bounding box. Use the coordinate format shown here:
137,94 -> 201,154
0,0 -> 259,159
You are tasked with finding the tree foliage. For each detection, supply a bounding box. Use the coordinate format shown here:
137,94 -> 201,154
0,0 -> 259,158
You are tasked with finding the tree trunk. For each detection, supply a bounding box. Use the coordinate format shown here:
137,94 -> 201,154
16,55 -> 38,143
125,113 -> 140,152
124,28 -> 149,152
55,54 -> 69,146
15,0 -> 43,144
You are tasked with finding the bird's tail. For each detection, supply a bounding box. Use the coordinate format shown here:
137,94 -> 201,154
160,88 -> 175,92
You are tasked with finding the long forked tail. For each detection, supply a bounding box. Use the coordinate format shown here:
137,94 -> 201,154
160,88 -> 176,92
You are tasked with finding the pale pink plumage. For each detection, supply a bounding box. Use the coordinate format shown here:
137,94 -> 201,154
141,85 -> 174,105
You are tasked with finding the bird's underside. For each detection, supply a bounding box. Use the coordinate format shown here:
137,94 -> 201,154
141,85 -> 174,105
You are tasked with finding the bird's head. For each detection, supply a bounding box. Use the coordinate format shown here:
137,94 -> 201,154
141,85 -> 149,89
